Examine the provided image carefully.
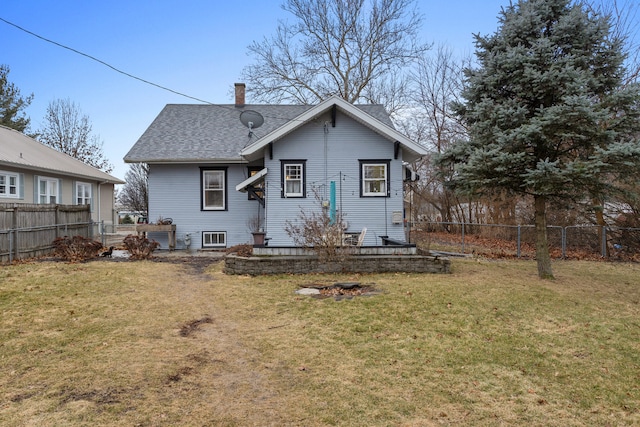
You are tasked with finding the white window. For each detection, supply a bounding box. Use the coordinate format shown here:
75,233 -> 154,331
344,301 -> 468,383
282,161 -> 305,198
202,231 -> 226,248
38,177 -> 59,204
0,171 -> 19,198
202,169 -> 226,210
76,182 -> 92,205
361,162 -> 389,197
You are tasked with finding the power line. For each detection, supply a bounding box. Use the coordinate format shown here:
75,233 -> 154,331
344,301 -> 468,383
0,16 -> 215,104
1,16 -> 316,125
1,16 -> 399,130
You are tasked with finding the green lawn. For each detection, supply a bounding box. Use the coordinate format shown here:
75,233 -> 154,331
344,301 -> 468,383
1,258 -> 638,426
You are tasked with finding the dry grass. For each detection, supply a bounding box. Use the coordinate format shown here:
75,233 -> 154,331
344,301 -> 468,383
1,257 -> 639,426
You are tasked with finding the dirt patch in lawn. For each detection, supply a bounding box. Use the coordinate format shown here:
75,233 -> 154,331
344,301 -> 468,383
179,316 -> 213,337
149,255 -> 220,277
0,260 -> 291,426
297,282 -> 382,300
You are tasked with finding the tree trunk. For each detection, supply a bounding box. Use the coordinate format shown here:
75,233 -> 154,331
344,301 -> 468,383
534,195 -> 554,279
593,198 -> 608,257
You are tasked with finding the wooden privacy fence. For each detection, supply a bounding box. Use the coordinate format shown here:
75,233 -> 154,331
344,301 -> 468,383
0,203 -> 93,263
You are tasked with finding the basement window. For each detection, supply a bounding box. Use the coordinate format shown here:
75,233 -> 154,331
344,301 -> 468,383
202,231 -> 226,248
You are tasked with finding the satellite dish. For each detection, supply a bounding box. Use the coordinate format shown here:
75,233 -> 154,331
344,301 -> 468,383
239,110 -> 264,132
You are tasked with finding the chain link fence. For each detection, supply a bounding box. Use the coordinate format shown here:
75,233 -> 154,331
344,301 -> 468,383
413,221 -> 640,260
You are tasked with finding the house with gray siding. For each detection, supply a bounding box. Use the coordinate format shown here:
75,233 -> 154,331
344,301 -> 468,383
124,84 -> 427,250
0,125 -> 124,226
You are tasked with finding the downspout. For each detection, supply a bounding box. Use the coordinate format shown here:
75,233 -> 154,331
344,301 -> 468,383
97,181 -> 111,233
324,122 -> 329,200
97,181 -> 102,226
264,182 -> 268,236
384,195 -> 388,236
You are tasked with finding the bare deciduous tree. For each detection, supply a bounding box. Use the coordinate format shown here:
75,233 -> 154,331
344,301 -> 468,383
587,0 -> 640,85
398,45 -> 470,223
585,0 -> 640,245
118,162 -> 149,214
242,0 -> 429,107
38,99 -> 113,173
409,45 -> 468,152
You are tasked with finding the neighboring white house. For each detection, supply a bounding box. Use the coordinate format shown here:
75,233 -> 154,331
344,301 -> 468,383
124,84 -> 427,250
0,125 -> 124,227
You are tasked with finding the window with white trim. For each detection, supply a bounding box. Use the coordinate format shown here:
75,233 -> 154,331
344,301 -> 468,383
202,169 -> 226,210
76,182 -> 92,205
0,171 -> 19,198
202,231 -> 226,248
360,161 -> 389,197
38,176 -> 59,204
281,160 -> 305,198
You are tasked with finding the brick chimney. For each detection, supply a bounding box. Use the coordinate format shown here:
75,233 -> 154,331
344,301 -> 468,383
234,83 -> 246,108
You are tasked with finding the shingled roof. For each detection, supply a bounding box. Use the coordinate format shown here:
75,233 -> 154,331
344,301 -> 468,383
0,125 -> 123,184
124,102 -> 397,164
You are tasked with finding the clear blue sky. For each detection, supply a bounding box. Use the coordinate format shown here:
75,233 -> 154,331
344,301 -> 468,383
2,0 -> 509,181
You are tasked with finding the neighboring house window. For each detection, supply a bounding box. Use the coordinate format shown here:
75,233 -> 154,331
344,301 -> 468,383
0,171 -> 19,198
76,182 -> 92,205
360,160 -> 390,197
281,160 -> 306,198
202,231 -> 226,248
201,168 -> 227,210
38,176 -> 59,204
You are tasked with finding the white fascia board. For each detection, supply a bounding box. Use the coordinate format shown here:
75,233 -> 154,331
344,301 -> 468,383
240,95 -> 427,161
240,96 -> 341,158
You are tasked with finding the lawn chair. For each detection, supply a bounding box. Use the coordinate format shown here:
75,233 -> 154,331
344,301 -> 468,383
356,227 -> 367,246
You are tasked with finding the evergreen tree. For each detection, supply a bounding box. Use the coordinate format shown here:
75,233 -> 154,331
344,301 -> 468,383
438,0 -> 640,278
0,64 -> 33,132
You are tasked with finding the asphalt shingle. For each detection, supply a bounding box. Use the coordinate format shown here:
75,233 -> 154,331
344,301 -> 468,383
0,125 -> 123,183
124,103 -> 394,163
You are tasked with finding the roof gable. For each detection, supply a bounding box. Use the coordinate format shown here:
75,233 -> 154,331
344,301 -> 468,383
240,96 -> 427,162
125,96 -> 426,164
0,125 -> 123,184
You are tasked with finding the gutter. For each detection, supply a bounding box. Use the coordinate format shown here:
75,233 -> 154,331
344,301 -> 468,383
124,157 -> 248,165
0,160 -> 124,184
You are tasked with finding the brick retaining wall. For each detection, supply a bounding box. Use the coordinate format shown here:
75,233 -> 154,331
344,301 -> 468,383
224,254 -> 450,275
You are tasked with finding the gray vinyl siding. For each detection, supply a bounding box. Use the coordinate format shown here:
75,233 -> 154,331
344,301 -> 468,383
146,110 -> 409,249
263,110 -> 406,246
0,166 -> 117,223
148,163 -> 262,249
